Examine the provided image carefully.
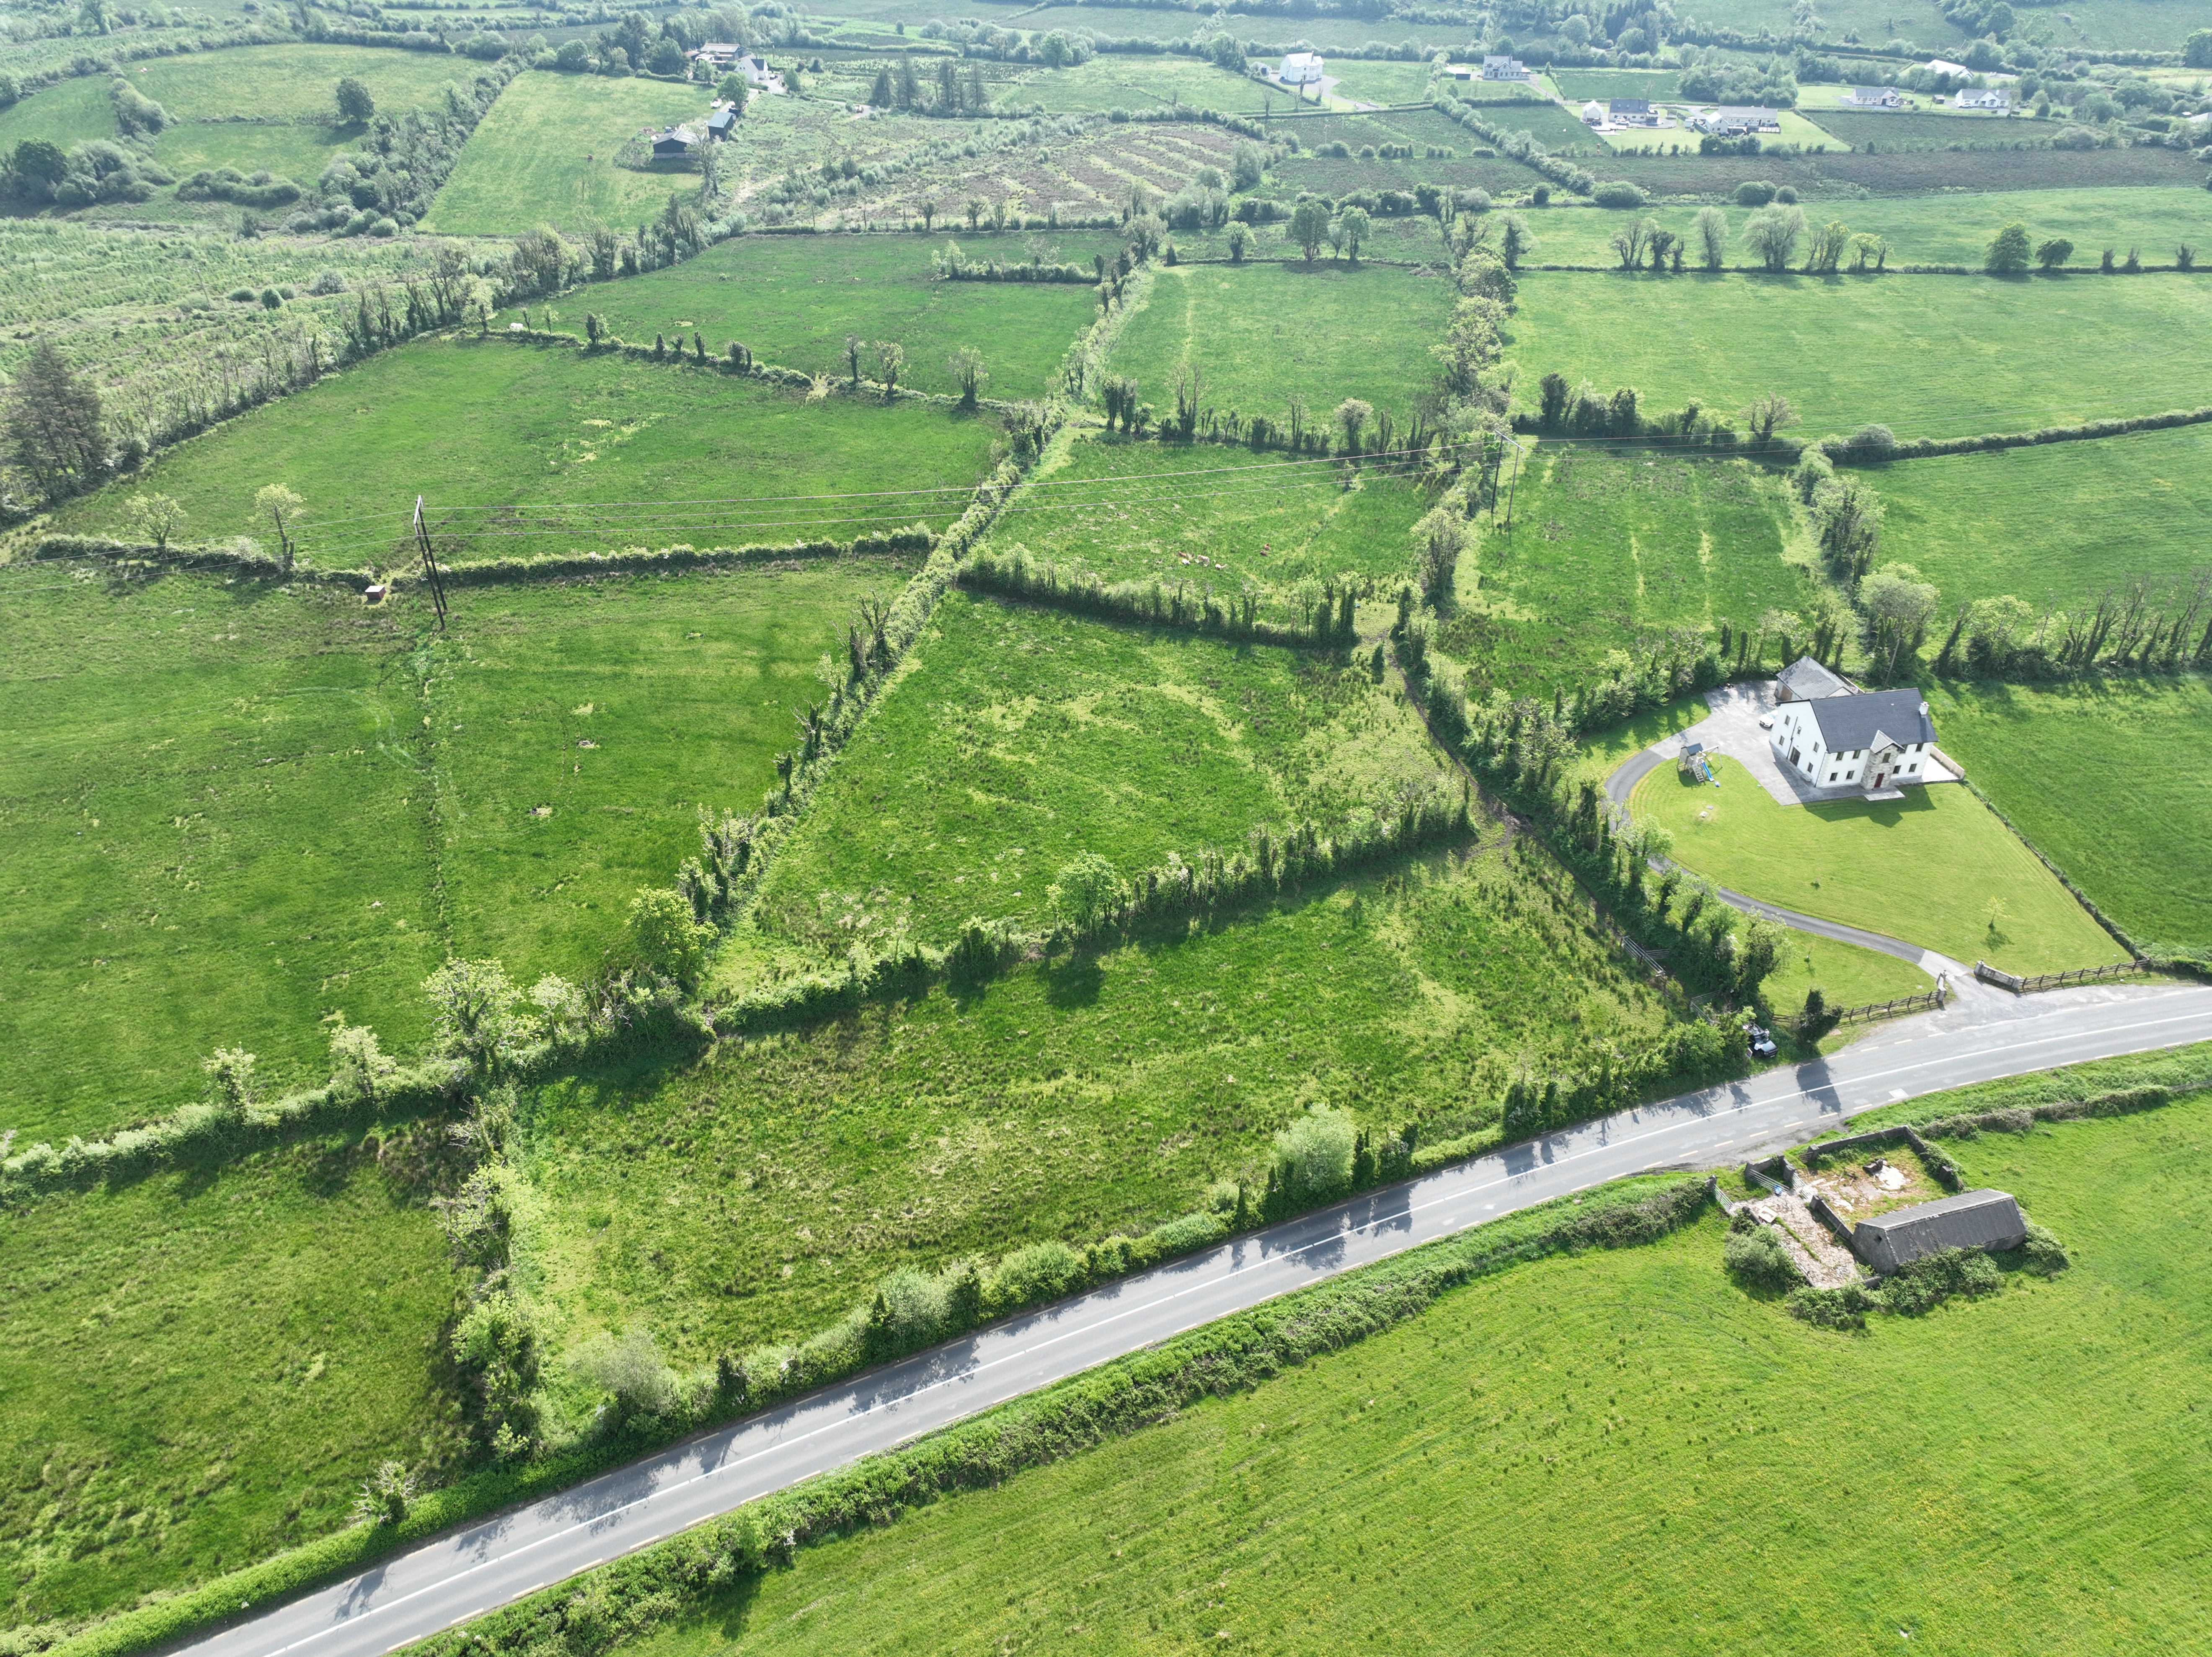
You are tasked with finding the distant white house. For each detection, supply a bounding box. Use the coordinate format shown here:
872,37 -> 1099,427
1954,86 -> 2010,110
1581,99 -> 1607,125
1481,53 -> 1530,80
1770,683 -> 1939,792
1279,51 -> 1324,85
1844,85 -> 1902,107
1610,96 -> 1659,125
1925,58 -> 1973,78
691,47 -> 775,87
1691,105 -> 1779,135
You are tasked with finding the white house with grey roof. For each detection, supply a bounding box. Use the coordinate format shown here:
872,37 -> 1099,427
1770,685 -> 1938,792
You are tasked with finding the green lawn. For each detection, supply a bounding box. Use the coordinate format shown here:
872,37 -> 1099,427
1510,269 -> 2212,440
1438,447 -> 1814,697
1519,188 -> 2212,273
0,557 -> 904,1143
747,592 -> 1450,950
534,230 -> 1108,398
421,72 -> 716,236
538,842 -> 1689,1367
0,1135 -> 465,1629
1109,261 -> 1456,423
1632,757 -> 2126,973
432,556 -> 922,984
1924,675 -> 2212,955
997,56 -> 1274,116
1876,424 -> 2212,612
607,1089 -> 2212,1654
990,427 -> 1437,590
52,336 -> 999,567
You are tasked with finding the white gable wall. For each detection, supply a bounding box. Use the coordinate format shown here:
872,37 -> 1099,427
1770,704 -> 1931,787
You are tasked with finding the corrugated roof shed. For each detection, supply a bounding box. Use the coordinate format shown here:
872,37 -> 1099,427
1853,1188 -> 2026,1274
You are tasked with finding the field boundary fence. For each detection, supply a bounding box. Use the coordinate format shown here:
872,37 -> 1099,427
1973,959 -> 2149,994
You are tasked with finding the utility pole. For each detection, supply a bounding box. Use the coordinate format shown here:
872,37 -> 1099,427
413,494 -> 450,629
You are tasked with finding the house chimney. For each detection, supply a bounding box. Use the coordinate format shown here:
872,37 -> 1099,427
1920,701 -> 1930,716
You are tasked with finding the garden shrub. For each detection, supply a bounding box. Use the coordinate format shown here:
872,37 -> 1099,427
2018,1223 -> 2070,1277
1788,1281 -> 1877,1329
1723,1211 -> 1802,1290
1273,1108 -> 1357,1206
1591,180 -> 1647,209
1878,1245 -> 2002,1316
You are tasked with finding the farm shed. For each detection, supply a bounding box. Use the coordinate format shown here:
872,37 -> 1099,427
1854,1189 -> 2027,1274
1774,654 -> 1850,702
651,124 -> 700,158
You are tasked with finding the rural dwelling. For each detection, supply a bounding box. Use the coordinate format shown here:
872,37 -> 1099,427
1279,52 -> 1324,85
705,106 -> 736,139
1609,97 -> 1658,125
1924,58 -> 1973,79
1581,99 -> 1607,125
1773,654 -> 1851,703
1853,1189 -> 2027,1275
1481,53 -> 1530,79
1845,85 -> 1902,107
1692,105 -> 1779,136
650,124 -> 700,157
1770,687 -> 1938,792
1954,86 -> 2010,110
688,41 -> 744,68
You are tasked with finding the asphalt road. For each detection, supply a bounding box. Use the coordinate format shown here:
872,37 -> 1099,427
189,981 -> 2212,1657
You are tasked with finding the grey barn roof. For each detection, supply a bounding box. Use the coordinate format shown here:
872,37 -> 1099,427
1854,1189 -> 2026,1274
1776,655 -> 1848,699
1805,687 -> 1936,752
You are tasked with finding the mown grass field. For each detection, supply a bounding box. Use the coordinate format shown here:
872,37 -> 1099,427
129,43 -> 473,125
747,593 -> 1450,949
0,75 -> 119,151
0,566 -> 440,1143
1109,261 -> 1455,422
53,337 -> 998,566
1550,69 -> 1685,99
537,839 -> 1690,1365
1509,270 -> 2212,440
1439,448 -> 1811,696
0,558 -> 903,1143
1521,188 -> 2212,271
529,230 -> 1110,399
0,1128 -> 465,1629
991,428 -> 1436,590
996,56 -> 1273,115
432,556 -> 922,983
1875,423 -> 2212,611
420,72 -> 713,236
1924,675 -> 2212,955
609,1088 -> 2212,1655
1633,758 -> 2125,973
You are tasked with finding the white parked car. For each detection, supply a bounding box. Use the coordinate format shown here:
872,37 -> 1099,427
1757,713 -> 1774,730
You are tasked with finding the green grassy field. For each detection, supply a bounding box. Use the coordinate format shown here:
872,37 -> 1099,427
1510,270 -> 2212,440
0,75 -> 119,151
1550,69 -> 1685,99
607,1088 -> 2212,1654
1321,59 -> 1443,106
129,43 -> 473,125
990,428 -> 1436,590
0,1130 -> 465,1629
421,72 -> 714,236
529,230 -> 1109,398
997,56 -> 1274,116
1633,757 -> 2126,973
1875,423 -> 2212,611
0,557 -> 906,1143
1519,188 -> 2212,272
1924,675 -> 2212,955
1110,261 -> 1455,422
432,556 -> 923,984
53,337 -> 999,566
537,840 -> 1689,1365
747,592 -> 1450,950
1438,447 -> 1812,696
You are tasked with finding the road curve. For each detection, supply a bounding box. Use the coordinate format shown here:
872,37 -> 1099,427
185,982 -> 2212,1657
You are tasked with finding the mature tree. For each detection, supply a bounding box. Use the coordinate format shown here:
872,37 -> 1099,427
1814,474 -> 1884,580
1742,392 -> 1796,448
946,346 -> 986,409
572,1328 -> 677,1420
870,66 -> 892,106
1335,204 -> 1371,263
875,338 -> 905,398
1048,852 -> 1127,932
255,483 -> 305,568
1432,294 -> 1505,398
625,887 -> 713,986
1859,562 -> 1940,679
1414,501 -> 1465,607
424,957 -> 525,1073
2186,27 -> 2212,69
1985,221 -> 2032,274
335,75 -> 375,125
844,331 -> 864,387
1846,232 -> 1884,274
1205,31 -> 1244,70
649,36 -> 686,76
1335,397 -> 1373,453
1039,30 -> 1072,67
202,1047 -> 257,1114
1288,197 -> 1331,262
122,492 -> 187,550
2034,235 -> 2073,271
1741,204 -> 1805,273
5,136 -> 69,201
1499,211 -> 1533,270
1608,217 -> 1649,270
5,339 -> 105,497
1804,218 -> 1850,274
328,1022 -> 395,1101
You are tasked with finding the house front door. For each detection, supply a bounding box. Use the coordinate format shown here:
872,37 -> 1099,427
1871,771 -> 1887,789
